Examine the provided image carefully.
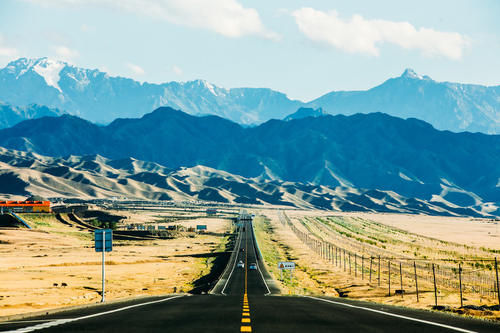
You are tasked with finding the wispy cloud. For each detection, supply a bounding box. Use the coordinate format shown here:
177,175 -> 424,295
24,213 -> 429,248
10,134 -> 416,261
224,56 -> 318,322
172,65 -> 183,76
0,34 -> 18,57
80,24 -> 95,33
28,0 -> 278,39
126,62 -> 145,75
53,45 -> 79,61
292,8 -> 468,59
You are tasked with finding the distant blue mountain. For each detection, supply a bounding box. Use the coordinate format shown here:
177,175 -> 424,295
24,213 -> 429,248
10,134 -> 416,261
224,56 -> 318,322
0,58 -> 301,125
307,69 -> 500,134
0,107 -> 498,215
284,107 -> 327,121
1,58 -> 499,133
0,102 -> 64,129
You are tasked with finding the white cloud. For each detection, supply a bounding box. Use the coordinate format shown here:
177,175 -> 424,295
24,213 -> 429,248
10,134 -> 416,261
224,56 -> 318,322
126,63 -> 145,75
172,65 -> 183,76
292,8 -> 468,59
28,0 -> 278,39
0,34 -> 18,57
80,24 -> 95,32
53,45 -> 79,61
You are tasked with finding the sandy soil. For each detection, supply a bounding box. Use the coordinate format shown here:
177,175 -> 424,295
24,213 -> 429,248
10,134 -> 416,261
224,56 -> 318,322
269,209 -> 500,250
253,208 -> 500,321
0,213 -> 230,318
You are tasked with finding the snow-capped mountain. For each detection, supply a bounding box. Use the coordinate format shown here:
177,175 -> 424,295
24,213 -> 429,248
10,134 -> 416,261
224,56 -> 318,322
0,57 -> 302,124
0,58 -> 499,133
307,69 -> 500,134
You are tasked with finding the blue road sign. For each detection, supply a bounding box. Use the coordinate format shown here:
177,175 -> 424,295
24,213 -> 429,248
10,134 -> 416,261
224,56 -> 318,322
95,229 -> 112,252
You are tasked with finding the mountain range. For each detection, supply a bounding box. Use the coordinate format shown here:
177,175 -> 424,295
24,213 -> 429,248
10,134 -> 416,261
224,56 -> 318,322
0,102 -> 63,129
0,147 -> 491,217
0,107 -> 498,216
0,58 -> 498,133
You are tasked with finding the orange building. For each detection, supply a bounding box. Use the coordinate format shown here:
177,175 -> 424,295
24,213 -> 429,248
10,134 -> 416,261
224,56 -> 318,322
0,200 -> 51,213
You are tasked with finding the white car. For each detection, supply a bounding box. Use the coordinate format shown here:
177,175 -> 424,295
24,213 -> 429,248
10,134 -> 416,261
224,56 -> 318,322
237,260 -> 244,268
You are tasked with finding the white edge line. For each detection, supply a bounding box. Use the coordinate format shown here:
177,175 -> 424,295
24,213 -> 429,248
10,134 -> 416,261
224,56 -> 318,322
0,320 -> 55,325
221,229 -> 243,295
5,295 -> 184,333
303,296 -> 477,333
251,221 -> 271,296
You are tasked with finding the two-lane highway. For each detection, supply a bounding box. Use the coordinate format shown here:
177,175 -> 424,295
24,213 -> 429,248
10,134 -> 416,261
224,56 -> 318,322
221,222 -> 271,296
2,218 -> 500,332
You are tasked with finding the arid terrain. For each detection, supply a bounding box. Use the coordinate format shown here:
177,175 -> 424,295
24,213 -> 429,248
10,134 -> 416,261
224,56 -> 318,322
1,206 -> 499,323
253,209 -> 500,321
0,210 -> 232,318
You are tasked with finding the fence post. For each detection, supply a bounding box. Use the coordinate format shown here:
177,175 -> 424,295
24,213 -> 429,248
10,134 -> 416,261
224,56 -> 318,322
369,257 -> 373,283
399,262 -> 403,298
344,250 -> 346,271
414,261 -> 419,302
335,247 -> 338,266
355,254 -> 357,277
378,256 -> 381,286
432,263 -> 438,307
495,258 -> 500,308
349,252 -> 352,275
459,263 -> 463,308
362,256 -> 364,280
388,260 -> 391,296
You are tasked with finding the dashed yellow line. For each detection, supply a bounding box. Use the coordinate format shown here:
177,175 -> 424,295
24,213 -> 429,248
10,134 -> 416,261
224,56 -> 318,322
240,229 -> 252,332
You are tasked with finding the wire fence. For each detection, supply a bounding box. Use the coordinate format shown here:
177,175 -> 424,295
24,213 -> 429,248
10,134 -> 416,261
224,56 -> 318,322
278,211 -> 500,307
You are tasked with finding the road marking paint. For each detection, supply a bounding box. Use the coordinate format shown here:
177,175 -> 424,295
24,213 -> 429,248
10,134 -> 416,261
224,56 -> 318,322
0,320 -> 59,325
239,227 -> 252,333
304,296 -> 477,333
6,295 -> 184,333
250,222 -> 272,296
221,229 -> 243,295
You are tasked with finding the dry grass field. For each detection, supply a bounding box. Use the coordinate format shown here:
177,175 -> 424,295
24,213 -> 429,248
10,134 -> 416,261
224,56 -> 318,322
253,209 -> 500,321
0,212 -> 231,318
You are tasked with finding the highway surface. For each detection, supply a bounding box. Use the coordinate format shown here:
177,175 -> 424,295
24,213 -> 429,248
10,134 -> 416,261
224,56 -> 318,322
1,220 -> 500,332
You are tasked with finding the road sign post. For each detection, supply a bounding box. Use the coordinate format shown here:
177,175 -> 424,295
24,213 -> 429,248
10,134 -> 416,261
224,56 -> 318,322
278,262 -> 295,287
95,229 -> 112,303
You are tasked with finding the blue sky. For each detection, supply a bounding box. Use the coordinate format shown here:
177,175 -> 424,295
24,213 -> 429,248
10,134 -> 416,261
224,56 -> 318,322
0,0 -> 499,101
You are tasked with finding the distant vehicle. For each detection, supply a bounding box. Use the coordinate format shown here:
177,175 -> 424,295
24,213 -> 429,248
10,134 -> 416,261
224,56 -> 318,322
237,261 -> 244,268
249,263 -> 257,270
240,248 -> 245,252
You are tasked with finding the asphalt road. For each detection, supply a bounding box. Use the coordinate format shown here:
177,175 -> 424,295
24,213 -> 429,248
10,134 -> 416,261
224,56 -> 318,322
1,220 -> 500,332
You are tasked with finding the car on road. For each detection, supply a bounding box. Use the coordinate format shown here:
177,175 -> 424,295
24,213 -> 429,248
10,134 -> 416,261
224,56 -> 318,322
237,260 -> 244,268
240,248 -> 245,252
249,263 -> 257,270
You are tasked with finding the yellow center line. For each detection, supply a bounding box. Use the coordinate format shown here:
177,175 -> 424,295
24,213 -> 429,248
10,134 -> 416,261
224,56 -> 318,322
240,226 -> 252,333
